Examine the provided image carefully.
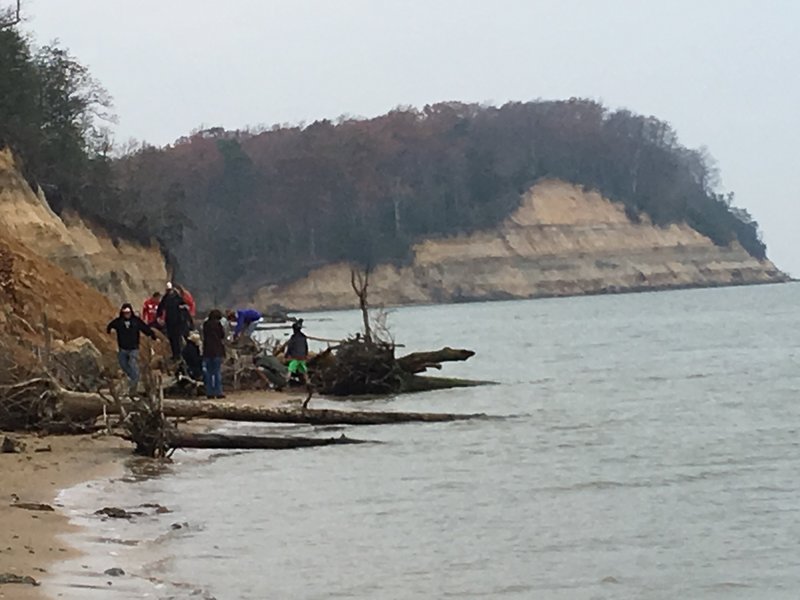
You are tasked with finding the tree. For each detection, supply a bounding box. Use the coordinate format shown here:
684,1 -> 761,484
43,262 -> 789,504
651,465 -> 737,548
0,1 -> 21,29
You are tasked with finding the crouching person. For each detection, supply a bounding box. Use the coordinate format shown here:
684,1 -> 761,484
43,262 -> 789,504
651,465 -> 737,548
107,303 -> 157,396
202,309 -> 226,399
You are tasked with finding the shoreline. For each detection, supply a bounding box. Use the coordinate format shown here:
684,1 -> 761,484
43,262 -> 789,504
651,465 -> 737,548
0,390 -> 297,599
0,434 -> 130,600
265,278 -> 793,313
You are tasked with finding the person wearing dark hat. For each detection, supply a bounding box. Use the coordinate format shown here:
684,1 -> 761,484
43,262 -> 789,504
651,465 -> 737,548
106,303 -> 157,395
283,319 -> 309,385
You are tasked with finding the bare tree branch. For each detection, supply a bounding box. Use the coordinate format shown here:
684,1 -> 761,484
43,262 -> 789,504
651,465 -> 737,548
0,0 -> 21,29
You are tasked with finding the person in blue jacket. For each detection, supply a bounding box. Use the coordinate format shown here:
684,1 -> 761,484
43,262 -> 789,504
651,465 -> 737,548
226,308 -> 262,340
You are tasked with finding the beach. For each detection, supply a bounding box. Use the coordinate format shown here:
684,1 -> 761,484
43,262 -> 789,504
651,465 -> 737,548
0,390 -> 296,599
0,433 -> 129,600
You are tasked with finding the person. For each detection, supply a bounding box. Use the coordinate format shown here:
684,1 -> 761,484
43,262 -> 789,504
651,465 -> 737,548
227,308 -> 262,340
202,309 -> 226,399
253,347 -> 288,391
181,331 -> 204,381
141,291 -> 161,327
174,284 -> 196,318
283,319 -> 309,385
106,303 -> 157,395
157,282 -> 186,359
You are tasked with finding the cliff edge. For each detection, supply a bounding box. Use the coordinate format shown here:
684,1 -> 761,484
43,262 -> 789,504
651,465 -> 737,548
0,148 -> 168,306
248,180 -> 787,310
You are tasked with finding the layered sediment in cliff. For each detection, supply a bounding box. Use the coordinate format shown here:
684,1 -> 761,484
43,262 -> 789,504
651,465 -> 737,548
0,149 -> 168,306
248,180 -> 787,310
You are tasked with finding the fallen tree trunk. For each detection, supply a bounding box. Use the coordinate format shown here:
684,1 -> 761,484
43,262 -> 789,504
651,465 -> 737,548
170,433 -> 373,450
56,392 -> 485,426
403,374 -> 494,393
397,347 -> 475,374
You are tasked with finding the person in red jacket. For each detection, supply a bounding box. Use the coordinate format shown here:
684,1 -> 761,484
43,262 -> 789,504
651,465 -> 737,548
175,284 -> 196,317
141,291 -> 161,327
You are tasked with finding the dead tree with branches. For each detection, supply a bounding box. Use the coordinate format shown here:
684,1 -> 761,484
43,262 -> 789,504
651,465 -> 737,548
350,265 -> 372,344
0,1 -> 21,29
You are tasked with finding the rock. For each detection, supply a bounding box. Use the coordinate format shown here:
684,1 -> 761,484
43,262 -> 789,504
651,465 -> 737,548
12,502 -> 55,512
0,572 -> 40,585
0,435 -> 24,453
50,337 -> 104,391
94,506 -> 143,519
103,567 -> 125,577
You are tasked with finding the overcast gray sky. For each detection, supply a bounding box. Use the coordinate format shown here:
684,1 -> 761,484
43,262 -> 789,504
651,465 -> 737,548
24,0 -> 800,275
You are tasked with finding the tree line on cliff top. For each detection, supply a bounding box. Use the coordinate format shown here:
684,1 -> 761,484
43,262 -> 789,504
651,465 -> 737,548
0,23 -> 766,303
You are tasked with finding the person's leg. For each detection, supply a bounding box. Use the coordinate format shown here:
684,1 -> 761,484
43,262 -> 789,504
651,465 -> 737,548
117,350 -> 135,395
117,350 -> 129,378
212,357 -> 224,397
128,349 -> 140,395
297,360 -> 309,380
203,358 -> 214,398
167,327 -> 182,359
244,320 -> 259,338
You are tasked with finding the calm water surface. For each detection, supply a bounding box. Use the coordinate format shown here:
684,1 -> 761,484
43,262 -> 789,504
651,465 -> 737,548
56,283 -> 800,599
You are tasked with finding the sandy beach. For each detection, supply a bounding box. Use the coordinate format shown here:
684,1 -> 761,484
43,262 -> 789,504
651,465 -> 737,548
0,390 -> 298,600
0,434 -> 129,600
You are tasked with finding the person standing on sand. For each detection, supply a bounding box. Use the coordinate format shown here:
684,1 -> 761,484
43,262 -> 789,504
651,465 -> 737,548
107,303 -> 157,395
283,320 -> 309,384
157,282 -> 186,359
202,309 -> 226,399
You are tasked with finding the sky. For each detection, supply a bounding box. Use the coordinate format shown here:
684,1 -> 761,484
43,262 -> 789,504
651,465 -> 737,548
21,0 -> 800,275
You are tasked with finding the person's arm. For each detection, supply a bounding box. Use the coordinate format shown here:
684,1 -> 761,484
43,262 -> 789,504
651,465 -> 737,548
106,319 -> 116,334
156,296 -> 165,318
233,311 -> 244,337
138,318 -> 157,340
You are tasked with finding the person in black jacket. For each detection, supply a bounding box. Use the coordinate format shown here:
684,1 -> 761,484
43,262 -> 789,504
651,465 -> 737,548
107,303 -> 157,395
156,282 -> 187,359
202,309 -> 226,399
181,331 -> 204,381
281,319 -> 313,408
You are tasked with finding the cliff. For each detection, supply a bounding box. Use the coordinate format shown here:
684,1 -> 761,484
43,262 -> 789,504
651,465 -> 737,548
0,148 -> 168,307
247,180 -> 787,310
0,226 -> 117,356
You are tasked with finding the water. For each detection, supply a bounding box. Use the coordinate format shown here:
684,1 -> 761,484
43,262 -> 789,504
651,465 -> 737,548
55,283 -> 800,599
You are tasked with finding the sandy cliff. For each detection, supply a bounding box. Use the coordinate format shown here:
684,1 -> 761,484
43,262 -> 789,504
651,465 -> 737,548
0,148 -> 168,307
250,180 -> 787,310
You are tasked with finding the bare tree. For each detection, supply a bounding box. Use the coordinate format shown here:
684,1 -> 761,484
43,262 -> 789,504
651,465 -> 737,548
0,0 -> 21,29
350,265 -> 372,344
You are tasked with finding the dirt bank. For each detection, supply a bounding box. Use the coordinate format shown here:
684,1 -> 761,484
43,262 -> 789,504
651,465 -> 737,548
245,180 -> 787,310
0,148 -> 168,307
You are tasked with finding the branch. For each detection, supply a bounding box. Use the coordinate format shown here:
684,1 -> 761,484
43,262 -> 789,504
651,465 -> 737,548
0,1 -> 21,29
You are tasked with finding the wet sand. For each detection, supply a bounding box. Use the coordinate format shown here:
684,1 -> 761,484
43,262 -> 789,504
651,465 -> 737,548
0,389 -> 297,599
0,434 -> 129,600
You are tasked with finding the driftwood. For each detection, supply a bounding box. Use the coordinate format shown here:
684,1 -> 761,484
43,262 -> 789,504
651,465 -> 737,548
56,392 -> 483,426
171,432 -> 372,450
397,347 -> 476,374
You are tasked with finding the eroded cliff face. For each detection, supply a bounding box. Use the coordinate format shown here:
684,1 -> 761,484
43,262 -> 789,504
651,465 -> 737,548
0,149 -> 169,306
249,180 -> 787,310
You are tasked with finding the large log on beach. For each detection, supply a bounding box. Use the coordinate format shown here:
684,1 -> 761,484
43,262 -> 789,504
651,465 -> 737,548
55,392 -> 484,426
171,433 -> 372,450
161,400 -> 483,425
397,347 -> 476,374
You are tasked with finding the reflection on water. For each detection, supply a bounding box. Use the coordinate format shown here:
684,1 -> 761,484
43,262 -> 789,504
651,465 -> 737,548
57,283 -> 800,599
